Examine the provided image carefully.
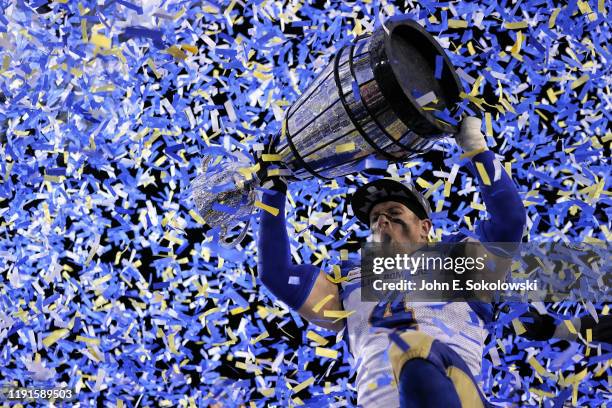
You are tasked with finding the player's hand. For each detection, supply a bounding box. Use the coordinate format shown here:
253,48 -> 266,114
260,175 -> 287,193
255,158 -> 287,193
254,132 -> 288,193
456,116 -> 488,153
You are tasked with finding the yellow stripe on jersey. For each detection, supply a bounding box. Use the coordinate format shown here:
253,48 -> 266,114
388,331 -> 434,384
446,366 -> 485,408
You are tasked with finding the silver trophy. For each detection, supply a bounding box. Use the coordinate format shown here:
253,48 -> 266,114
191,152 -> 258,247
192,16 -> 464,246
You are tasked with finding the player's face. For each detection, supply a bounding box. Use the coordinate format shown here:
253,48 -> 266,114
369,201 -> 431,244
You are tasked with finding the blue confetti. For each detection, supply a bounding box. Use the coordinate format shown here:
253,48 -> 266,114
1,0 -> 607,406
434,55 -> 443,80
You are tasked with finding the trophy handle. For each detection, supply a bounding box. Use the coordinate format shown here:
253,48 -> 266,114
218,185 -> 256,248
219,219 -> 251,248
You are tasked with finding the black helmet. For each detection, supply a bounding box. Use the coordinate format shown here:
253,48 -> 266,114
350,178 -> 432,225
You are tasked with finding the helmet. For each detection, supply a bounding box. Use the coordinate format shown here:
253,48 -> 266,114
350,178 -> 431,225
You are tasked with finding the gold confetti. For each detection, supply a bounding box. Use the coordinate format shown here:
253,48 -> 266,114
230,306 -> 249,315
415,177 -> 431,189
261,153 -> 282,161
335,142 -> 356,153
90,33 -> 111,49
80,20 -> 88,42
511,318 -> 527,335
250,330 -> 268,344
504,21 -> 529,29
312,294 -> 334,313
459,147 -> 488,160
166,46 -> 187,60
448,19 -> 468,28
570,74 -> 589,89
91,84 -> 115,93
510,30 -> 523,55
76,336 -> 101,346
323,310 -> 354,320
564,319 -> 578,334
340,249 -> 348,260
306,331 -> 329,346
254,201 -> 280,216
180,44 -> 198,54
43,329 -> 70,348
528,357 -> 555,378
291,377 -> 314,393
546,88 -> 558,103
586,328 -> 592,343
315,347 -> 338,359
189,209 -> 206,225
578,0 -> 597,21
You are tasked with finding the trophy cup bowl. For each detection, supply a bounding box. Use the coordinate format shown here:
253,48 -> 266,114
274,15 -> 463,180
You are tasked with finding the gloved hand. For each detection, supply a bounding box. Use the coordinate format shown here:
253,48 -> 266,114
456,116 -> 488,153
255,134 -> 288,194
260,174 -> 287,194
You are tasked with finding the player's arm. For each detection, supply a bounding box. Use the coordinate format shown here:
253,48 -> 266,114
457,117 -> 527,281
257,176 -> 344,332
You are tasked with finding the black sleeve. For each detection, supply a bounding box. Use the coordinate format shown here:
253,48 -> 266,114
580,315 -> 612,343
518,309 -> 557,341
